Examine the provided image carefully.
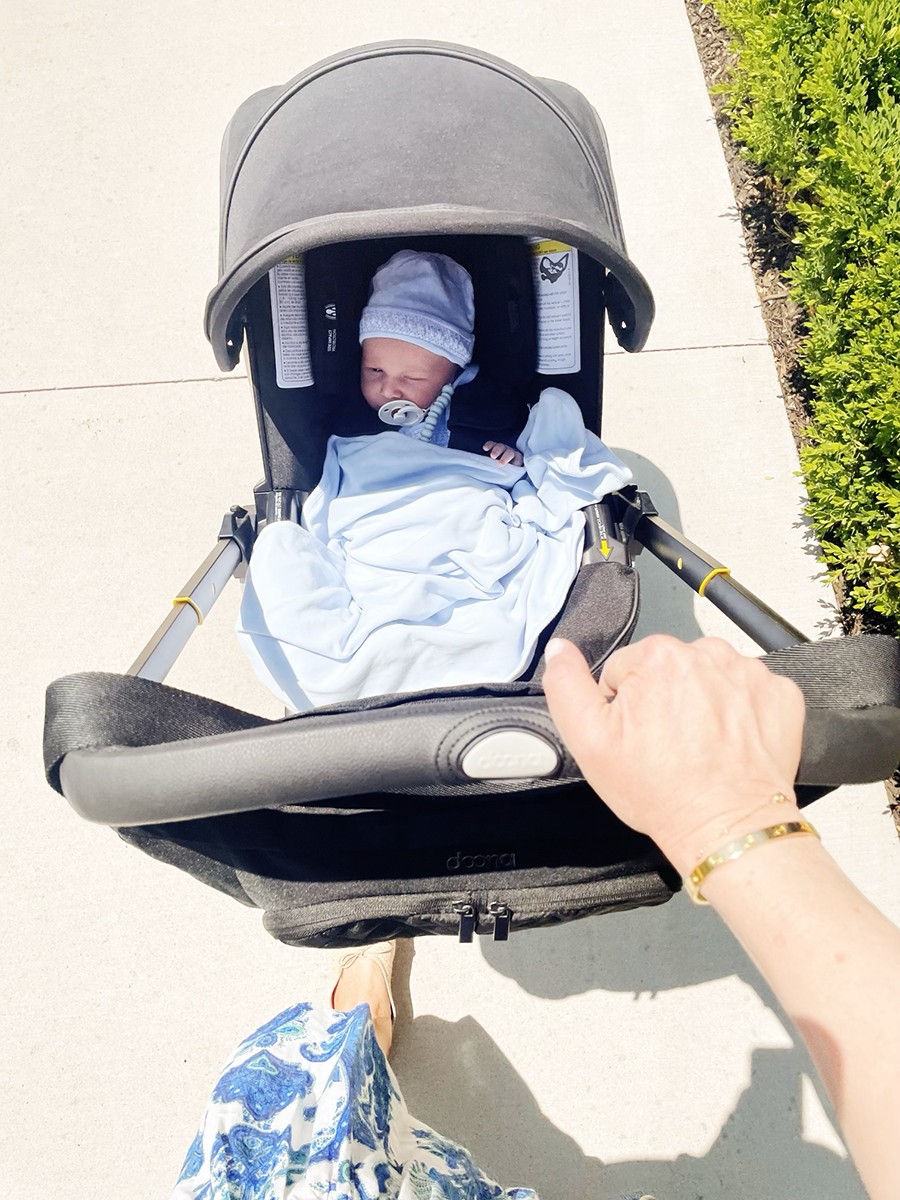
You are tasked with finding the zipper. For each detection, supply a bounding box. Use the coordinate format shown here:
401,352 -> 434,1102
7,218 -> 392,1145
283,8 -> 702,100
453,900 -> 511,942
451,900 -> 477,943
264,866 -> 673,948
488,901 -> 511,941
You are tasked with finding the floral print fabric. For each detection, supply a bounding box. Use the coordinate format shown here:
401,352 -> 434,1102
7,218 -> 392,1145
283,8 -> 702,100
171,1002 -> 537,1200
171,1001 -> 651,1200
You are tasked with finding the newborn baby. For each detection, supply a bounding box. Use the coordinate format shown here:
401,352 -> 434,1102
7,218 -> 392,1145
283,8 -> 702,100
236,249 -> 633,711
358,250 -> 523,465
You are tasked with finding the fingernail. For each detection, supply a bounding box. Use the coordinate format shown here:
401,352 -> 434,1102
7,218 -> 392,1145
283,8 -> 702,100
544,638 -> 566,661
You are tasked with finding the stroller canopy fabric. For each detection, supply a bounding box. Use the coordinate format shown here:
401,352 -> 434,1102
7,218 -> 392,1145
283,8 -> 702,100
205,40 -> 655,370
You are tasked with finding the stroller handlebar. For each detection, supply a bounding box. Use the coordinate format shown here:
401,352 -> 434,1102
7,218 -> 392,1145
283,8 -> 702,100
45,634 -> 900,826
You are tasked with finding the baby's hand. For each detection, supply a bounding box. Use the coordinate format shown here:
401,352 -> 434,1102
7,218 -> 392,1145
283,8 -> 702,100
483,441 -> 524,467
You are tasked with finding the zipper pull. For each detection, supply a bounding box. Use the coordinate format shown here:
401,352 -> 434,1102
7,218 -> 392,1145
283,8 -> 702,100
452,901 -> 476,943
488,902 -> 511,941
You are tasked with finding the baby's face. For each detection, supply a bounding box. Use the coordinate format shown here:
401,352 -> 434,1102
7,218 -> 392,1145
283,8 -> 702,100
361,337 -> 457,412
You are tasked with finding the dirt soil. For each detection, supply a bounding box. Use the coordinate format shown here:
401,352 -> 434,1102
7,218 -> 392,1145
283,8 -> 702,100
683,1 -> 900,814
683,1 -> 815,445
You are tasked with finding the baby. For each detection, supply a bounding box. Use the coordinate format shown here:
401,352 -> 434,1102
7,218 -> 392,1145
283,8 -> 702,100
358,250 -> 523,465
236,248 -> 633,712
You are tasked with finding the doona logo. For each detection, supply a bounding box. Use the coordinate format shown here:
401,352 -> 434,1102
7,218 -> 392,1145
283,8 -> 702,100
446,850 -> 517,872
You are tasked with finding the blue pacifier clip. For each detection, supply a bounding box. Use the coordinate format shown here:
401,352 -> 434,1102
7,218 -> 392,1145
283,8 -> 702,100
410,383 -> 453,442
377,381 -> 454,443
375,366 -> 475,442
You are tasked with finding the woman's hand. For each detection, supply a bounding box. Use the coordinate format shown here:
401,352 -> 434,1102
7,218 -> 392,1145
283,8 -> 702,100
547,634 -> 900,1200
483,440 -> 524,466
542,635 -> 806,874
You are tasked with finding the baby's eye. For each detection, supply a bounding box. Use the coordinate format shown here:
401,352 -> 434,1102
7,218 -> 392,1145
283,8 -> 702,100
366,366 -> 382,375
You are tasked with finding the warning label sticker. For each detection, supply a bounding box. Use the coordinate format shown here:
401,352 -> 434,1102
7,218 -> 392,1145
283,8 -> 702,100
528,239 -> 581,375
269,256 -> 314,389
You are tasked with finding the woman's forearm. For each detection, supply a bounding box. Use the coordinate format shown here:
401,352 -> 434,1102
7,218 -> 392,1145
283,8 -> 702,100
542,635 -> 900,1197
702,833 -> 900,1200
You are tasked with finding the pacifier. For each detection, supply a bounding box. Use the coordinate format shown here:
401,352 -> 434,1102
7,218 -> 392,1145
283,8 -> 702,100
377,400 -> 426,427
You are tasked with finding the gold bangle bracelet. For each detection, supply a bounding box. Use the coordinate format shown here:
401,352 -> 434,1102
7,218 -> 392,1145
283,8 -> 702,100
691,791 -> 792,864
686,820 -> 820,905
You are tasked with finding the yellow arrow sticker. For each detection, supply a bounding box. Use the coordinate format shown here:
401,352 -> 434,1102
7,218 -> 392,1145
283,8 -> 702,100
599,538 -> 611,559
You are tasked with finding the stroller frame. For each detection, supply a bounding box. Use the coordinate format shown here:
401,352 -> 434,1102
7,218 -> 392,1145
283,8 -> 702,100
129,488 -> 808,688
43,40 -> 900,945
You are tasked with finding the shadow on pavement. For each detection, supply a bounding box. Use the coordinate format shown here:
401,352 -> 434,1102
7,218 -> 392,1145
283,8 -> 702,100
610,448 -> 704,643
393,1014 -> 861,1200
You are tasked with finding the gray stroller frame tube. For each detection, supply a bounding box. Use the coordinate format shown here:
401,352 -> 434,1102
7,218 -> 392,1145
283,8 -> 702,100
635,513 -> 808,652
127,498 -> 807,682
128,538 -> 244,681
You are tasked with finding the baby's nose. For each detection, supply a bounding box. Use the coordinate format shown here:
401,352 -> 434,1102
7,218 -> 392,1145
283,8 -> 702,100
383,379 -> 405,400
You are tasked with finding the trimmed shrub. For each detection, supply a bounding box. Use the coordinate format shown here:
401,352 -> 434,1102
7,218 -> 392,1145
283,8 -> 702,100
712,0 -> 900,625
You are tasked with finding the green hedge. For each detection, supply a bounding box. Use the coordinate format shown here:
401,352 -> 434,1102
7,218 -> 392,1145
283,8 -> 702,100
712,0 -> 900,627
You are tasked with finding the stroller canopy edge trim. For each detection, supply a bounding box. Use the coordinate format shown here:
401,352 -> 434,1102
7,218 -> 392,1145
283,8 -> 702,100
218,39 -> 622,271
205,208 -> 656,370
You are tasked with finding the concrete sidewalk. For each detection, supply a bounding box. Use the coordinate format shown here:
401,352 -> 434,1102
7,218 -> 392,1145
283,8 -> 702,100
2,3 -> 897,1197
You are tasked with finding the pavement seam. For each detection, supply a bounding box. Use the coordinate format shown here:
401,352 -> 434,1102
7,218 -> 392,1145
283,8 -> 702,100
2,343 -> 773,396
0,375 -> 248,397
606,339 -> 770,356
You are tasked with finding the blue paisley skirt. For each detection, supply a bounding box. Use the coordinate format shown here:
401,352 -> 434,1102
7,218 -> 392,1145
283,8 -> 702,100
170,1001 -> 650,1200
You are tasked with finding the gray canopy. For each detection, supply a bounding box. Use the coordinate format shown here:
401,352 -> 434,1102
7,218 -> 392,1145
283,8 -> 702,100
205,40 -> 655,370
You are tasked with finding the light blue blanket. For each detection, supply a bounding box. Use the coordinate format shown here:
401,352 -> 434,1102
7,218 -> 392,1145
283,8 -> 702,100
237,388 -> 632,711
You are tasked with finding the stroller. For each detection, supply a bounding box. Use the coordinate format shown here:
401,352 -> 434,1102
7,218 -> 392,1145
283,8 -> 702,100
43,41 -> 900,946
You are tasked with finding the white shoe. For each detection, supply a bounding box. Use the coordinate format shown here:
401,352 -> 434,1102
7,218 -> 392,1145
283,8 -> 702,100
330,940 -> 396,1021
